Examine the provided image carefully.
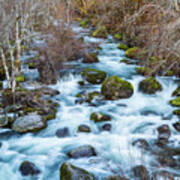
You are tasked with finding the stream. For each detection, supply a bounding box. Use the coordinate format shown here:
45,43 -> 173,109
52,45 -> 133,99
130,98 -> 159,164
0,25 -> 180,180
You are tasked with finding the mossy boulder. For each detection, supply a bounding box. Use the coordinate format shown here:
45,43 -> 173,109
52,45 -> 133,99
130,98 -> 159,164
90,112 -> 111,123
173,109 -> 180,116
170,97 -> 180,107
138,77 -> 162,94
28,62 -> 36,69
172,86 -> 180,96
0,81 -> 3,90
125,47 -> 139,59
117,44 -> 128,51
114,33 -> 123,40
92,26 -> 107,38
77,124 -> 91,133
16,74 -> 25,82
81,68 -> 107,84
101,76 -> 134,100
80,18 -> 90,28
83,52 -> 99,63
60,162 -> 95,180
136,67 -> 150,76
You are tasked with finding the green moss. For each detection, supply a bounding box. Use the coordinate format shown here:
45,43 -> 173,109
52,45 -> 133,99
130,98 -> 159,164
89,52 -> 99,62
139,77 -> 162,94
92,26 -> 107,38
0,81 -> 3,89
172,86 -> 180,96
81,68 -> 107,84
90,112 -> 111,123
80,19 -> 90,28
43,113 -> 56,121
117,44 -> 128,50
136,67 -> 150,75
125,47 -> 139,59
16,74 -> 25,82
114,33 -> 123,40
28,62 -> 36,69
24,107 -> 39,114
101,76 -> 134,100
149,56 -> 159,62
166,70 -> 173,76
173,109 -> 180,116
170,97 -> 180,107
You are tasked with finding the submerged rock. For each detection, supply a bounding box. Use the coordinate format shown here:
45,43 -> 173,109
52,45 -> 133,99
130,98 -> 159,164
139,77 -> 162,94
132,165 -> 149,180
60,162 -> 95,180
12,113 -> 46,133
19,161 -> 40,176
81,68 -> 107,84
56,127 -> 70,137
77,125 -> 91,133
101,76 -> 134,100
90,112 -> 111,123
67,145 -> 97,159
101,123 -> 111,131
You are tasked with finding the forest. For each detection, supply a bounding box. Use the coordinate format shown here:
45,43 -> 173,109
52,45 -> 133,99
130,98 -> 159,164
0,0 -> 180,179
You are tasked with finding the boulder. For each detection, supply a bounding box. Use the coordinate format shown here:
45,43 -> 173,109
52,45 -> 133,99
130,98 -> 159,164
132,165 -> 149,180
90,112 -> 111,123
139,77 -> 162,94
19,161 -> 40,176
101,76 -> 134,100
157,125 -> 171,145
125,47 -> 139,59
12,113 -> 46,133
83,52 -> 99,63
170,97 -> 180,107
77,125 -> 91,133
56,127 -> 70,137
67,145 -> 97,159
60,162 -> 95,180
101,123 -> 111,131
81,68 -> 107,84
172,86 -> 180,96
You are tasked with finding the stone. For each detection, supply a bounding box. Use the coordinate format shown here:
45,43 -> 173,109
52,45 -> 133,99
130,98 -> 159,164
78,125 -> 91,133
60,162 -> 95,180
90,112 -> 111,123
101,76 -> 134,100
19,161 -> 40,176
67,145 -> 97,159
56,127 -> 70,137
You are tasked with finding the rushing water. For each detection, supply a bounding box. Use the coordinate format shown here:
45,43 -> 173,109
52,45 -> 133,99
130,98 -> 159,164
0,26 -> 180,180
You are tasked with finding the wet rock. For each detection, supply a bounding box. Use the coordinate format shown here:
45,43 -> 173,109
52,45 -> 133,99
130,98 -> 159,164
56,127 -> 70,137
0,116 -> 12,128
78,125 -> 91,133
0,142 -> 2,148
157,155 -> 177,167
173,109 -> 180,117
90,112 -> 111,123
0,81 -> 3,90
132,139 -> 149,150
118,44 -> 128,51
120,59 -> 137,65
125,47 -> 139,59
82,52 -> 99,63
106,175 -> 129,180
76,91 -> 101,104
136,67 -> 151,76
19,161 -> 40,176
67,145 -> 97,159
35,87 -> 60,97
151,170 -> 174,180
157,125 -> 171,145
172,86 -> 180,96
81,68 -> 107,84
92,25 -> 107,38
60,162 -> 95,180
101,123 -> 111,131
101,76 -> 134,100
12,113 -> 46,133
132,165 -> 149,180
139,77 -> 162,94
173,121 -> 180,132
170,97 -> 180,107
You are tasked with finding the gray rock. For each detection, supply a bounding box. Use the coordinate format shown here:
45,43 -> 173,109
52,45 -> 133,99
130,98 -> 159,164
12,113 -> 46,133
67,145 -> 97,159
56,127 -> 70,137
